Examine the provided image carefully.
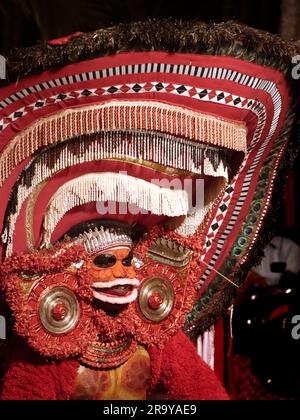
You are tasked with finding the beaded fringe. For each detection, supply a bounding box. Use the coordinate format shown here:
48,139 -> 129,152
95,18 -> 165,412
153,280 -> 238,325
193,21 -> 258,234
42,173 -> 190,246
2,130 -> 230,255
176,203 -> 213,236
0,101 -> 247,186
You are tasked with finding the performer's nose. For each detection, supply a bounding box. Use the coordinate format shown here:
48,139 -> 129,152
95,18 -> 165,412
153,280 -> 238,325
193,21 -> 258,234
112,261 -> 127,278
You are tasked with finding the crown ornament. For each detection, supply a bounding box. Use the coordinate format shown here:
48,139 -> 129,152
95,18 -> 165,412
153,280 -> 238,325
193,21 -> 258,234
78,226 -> 132,255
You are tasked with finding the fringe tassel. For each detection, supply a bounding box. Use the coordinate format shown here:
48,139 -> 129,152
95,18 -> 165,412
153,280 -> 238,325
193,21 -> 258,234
176,204 -> 213,236
3,130 -> 231,256
1,102 -> 247,186
42,172 -> 189,247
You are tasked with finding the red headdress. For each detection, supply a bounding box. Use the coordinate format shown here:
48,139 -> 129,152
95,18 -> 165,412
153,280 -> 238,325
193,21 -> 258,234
0,19 -> 299,342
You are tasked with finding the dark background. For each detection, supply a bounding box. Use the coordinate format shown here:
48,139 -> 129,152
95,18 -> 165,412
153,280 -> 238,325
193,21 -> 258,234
0,0 -> 285,51
0,0 -> 299,242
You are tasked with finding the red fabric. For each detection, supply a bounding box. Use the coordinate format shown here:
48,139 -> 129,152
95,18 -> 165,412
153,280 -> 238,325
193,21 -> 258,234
227,334 -> 236,400
48,32 -> 83,46
1,331 -> 228,400
214,318 -> 225,385
149,330 -> 229,400
0,337 -> 78,400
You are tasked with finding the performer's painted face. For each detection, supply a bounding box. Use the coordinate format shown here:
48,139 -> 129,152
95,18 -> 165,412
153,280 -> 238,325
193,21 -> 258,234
88,247 -> 139,305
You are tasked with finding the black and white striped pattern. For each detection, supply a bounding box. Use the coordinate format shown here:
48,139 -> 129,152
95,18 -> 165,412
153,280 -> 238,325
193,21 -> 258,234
0,62 -> 280,110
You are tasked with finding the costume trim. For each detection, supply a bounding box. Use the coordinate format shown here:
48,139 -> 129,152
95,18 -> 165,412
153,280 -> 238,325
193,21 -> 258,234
0,101 -> 246,184
41,172 -> 189,248
80,339 -> 137,369
5,20 -> 297,80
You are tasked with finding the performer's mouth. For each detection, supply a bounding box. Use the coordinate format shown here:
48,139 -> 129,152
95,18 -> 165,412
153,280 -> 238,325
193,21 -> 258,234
92,278 -> 139,305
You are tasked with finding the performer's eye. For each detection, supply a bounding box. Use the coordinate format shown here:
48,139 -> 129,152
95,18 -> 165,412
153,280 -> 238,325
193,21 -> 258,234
20,272 -> 45,280
122,252 -> 133,267
93,254 -> 116,268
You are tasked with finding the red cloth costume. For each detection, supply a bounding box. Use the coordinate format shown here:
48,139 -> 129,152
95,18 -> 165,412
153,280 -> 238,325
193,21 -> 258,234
1,331 -> 228,400
0,239 -> 228,400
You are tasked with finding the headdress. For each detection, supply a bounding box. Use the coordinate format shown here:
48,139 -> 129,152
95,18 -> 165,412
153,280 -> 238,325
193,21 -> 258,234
78,226 -> 132,254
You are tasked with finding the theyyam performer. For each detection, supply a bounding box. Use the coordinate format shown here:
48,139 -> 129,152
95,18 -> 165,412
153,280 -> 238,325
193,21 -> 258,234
0,20 -> 299,399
